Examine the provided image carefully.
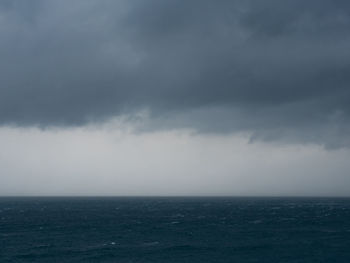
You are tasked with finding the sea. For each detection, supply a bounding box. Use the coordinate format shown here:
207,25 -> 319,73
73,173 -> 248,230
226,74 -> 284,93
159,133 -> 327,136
1,197 -> 350,262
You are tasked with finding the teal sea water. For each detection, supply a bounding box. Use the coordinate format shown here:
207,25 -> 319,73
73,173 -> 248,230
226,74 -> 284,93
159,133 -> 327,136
1,197 -> 350,262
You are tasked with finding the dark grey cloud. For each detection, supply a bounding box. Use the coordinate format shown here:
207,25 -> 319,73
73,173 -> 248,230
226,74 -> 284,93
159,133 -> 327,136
1,0 -> 350,147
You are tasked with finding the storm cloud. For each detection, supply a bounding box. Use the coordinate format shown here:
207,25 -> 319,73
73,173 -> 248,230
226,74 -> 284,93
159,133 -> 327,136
1,0 -> 350,147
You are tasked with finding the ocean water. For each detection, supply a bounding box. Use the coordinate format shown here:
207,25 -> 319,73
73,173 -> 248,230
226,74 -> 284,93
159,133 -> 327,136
1,197 -> 350,262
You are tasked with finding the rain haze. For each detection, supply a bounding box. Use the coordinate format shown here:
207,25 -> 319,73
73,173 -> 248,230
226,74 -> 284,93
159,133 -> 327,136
1,0 -> 350,196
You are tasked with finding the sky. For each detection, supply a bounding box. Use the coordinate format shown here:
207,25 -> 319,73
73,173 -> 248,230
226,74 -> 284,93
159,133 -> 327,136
1,0 -> 350,196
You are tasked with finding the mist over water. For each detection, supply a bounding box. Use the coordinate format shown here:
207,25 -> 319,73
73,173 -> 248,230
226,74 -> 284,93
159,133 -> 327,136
1,126 -> 350,196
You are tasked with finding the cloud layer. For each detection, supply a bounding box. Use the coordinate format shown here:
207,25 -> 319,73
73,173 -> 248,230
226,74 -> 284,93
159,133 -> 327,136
1,0 -> 350,147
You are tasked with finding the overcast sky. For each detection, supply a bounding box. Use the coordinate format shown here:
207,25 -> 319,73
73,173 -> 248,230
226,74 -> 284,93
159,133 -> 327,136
1,0 -> 350,196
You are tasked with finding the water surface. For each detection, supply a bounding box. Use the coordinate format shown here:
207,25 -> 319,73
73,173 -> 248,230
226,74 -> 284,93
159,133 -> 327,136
1,197 -> 350,262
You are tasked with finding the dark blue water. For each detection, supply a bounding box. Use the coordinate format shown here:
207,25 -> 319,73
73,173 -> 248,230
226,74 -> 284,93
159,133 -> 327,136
1,197 -> 350,262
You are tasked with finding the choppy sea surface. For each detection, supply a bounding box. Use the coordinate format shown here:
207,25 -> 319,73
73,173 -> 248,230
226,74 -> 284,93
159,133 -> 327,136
1,197 -> 350,262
